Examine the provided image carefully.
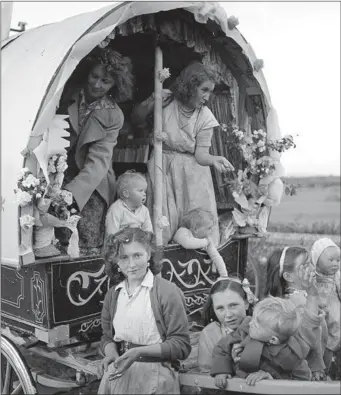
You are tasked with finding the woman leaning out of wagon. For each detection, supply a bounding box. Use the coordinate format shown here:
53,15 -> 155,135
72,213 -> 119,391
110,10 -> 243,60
55,48 -> 134,256
131,62 -> 234,246
197,277 -> 257,372
98,228 -> 191,394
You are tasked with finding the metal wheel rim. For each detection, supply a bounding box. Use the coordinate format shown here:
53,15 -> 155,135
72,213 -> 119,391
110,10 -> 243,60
1,336 -> 37,395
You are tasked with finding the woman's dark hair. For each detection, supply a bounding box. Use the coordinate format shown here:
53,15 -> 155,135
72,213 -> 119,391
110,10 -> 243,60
202,277 -> 253,326
265,246 -> 309,297
103,228 -> 161,284
78,48 -> 134,103
170,62 -> 217,105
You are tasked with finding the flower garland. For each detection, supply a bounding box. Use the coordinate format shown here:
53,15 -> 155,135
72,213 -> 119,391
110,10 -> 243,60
15,168 -> 47,207
15,153 -> 81,258
220,124 -> 297,235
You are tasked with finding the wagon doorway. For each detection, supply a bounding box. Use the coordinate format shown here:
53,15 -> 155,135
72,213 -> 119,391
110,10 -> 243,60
63,9 -> 243,211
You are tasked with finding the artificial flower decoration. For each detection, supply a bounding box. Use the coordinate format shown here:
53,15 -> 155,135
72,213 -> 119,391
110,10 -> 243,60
159,68 -> 171,83
108,30 -> 116,40
221,124 -> 296,235
15,170 -> 47,207
158,216 -> 170,229
253,59 -> 264,72
227,15 -> 239,30
98,39 -> 110,49
20,214 -> 36,229
21,148 -> 33,157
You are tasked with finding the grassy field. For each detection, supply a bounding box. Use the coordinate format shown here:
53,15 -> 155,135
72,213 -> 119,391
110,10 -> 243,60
268,178 -> 340,235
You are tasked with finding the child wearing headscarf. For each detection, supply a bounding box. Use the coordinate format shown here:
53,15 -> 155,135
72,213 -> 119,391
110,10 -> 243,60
311,238 -> 340,371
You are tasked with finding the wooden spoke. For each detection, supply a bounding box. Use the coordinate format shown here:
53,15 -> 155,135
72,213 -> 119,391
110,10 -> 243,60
1,336 -> 37,394
2,360 -> 13,395
11,382 -> 22,395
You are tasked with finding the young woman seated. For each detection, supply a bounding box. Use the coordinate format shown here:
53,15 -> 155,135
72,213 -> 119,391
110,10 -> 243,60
98,228 -> 191,394
197,277 -> 257,372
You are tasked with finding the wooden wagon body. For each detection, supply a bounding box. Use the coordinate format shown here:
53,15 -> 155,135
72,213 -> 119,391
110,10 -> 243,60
1,2 -> 339,394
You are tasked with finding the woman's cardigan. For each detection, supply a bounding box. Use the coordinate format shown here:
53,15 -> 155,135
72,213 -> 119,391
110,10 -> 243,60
100,275 -> 192,361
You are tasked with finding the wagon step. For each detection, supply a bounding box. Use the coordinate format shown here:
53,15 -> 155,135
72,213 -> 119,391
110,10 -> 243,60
179,373 -> 341,395
31,368 -> 79,389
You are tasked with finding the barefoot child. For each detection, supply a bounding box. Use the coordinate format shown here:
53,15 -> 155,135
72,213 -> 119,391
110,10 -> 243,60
173,209 -> 228,277
211,297 -> 311,389
311,238 -> 340,371
105,171 -> 153,236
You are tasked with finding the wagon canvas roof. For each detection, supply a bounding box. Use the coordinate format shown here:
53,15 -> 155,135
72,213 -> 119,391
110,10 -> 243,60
1,1 -> 280,264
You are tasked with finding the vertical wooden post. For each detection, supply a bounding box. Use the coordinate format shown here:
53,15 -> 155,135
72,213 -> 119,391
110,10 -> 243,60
153,46 -> 163,254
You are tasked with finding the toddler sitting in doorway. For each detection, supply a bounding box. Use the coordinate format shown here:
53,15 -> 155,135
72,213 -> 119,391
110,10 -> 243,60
105,170 -> 153,236
173,209 -> 228,278
211,297 -> 311,388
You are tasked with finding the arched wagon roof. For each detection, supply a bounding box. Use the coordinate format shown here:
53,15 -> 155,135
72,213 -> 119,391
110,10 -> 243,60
1,1 -> 280,264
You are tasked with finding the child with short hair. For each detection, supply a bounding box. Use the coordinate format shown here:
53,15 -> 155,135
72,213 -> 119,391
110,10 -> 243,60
311,238 -> 341,371
105,171 -> 153,236
211,297 -> 312,388
265,246 -> 328,380
173,209 -> 228,278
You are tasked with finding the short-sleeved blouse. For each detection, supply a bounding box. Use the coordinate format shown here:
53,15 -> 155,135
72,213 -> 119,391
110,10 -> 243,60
162,99 -> 219,154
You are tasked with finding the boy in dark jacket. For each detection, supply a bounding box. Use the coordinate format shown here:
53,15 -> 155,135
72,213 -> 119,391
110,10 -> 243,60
211,297 -> 312,388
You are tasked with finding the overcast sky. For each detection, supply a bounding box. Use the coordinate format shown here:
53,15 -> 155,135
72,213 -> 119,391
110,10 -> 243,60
10,1 -> 340,176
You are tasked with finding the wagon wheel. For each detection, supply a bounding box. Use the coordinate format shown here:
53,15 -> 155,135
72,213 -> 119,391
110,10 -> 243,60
1,336 -> 37,395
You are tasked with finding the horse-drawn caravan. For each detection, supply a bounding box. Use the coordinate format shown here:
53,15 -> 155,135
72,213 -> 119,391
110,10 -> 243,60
1,2 -> 339,394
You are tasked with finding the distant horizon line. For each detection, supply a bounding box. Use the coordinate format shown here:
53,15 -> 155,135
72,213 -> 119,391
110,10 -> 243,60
285,174 -> 340,178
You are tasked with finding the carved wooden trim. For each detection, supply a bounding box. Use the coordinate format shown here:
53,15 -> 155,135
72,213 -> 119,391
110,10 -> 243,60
19,136 -> 42,265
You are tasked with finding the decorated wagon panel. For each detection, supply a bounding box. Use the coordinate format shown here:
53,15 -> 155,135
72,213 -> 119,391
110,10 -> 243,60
1,238 -> 247,342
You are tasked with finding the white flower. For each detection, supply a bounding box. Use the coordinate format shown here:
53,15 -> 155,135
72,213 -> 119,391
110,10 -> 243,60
47,164 -> 56,174
52,155 -> 58,161
15,190 -> 32,206
36,193 -> 42,199
57,161 -> 68,173
20,214 -> 35,228
22,174 -> 39,188
227,15 -> 239,30
253,59 -> 264,72
232,191 -> 239,199
159,68 -> 171,83
158,216 -> 170,229
108,30 -> 116,40
60,190 -> 73,205
98,40 -> 109,49
20,168 -> 30,177
70,208 -> 77,214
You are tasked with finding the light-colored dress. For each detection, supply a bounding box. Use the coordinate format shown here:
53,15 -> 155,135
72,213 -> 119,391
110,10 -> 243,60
98,270 -> 180,394
147,99 -> 220,245
197,321 -> 233,372
316,270 -> 341,351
